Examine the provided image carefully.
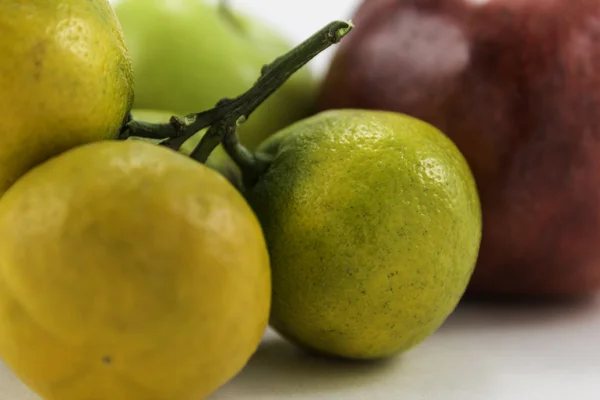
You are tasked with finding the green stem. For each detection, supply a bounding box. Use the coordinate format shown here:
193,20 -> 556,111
121,19 -> 353,171
120,119 -> 178,141
215,122 -> 268,188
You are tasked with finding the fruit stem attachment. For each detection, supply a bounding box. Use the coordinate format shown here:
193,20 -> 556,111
120,19 -> 354,182
196,19 -> 353,188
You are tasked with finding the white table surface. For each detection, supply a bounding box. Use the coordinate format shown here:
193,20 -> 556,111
3,1 -> 600,399
3,297 -> 600,400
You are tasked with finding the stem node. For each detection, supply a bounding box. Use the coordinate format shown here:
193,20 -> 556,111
122,19 -> 354,187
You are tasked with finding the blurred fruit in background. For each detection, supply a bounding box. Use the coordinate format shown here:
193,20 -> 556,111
115,0 -> 317,152
318,0 -> 600,297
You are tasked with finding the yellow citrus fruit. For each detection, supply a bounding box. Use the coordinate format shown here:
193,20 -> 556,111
0,0 -> 133,195
0,140 -> 270,399
246,109 -> 482,360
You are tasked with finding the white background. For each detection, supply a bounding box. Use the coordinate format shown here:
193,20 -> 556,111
230,0 -> 361,76
2,1 -> 600,399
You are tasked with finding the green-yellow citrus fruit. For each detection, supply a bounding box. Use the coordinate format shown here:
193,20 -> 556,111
0,0 -> 133,195
246,109 -> 482,360
114,0 -> 316,151
0,140 -> 270,399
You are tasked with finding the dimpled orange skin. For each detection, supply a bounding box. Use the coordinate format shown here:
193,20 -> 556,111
0,0 -> 133,195
247,110 -> 482,360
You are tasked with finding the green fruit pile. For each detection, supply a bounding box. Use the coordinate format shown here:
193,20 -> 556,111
0,1 -> 481,399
